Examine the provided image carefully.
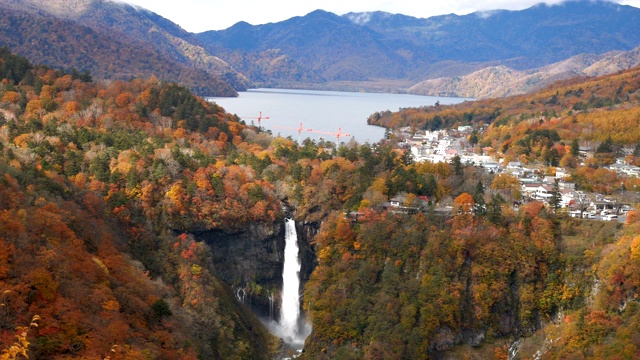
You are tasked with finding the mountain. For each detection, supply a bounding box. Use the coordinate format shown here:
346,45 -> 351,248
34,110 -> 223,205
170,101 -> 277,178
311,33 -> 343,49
408,47 -> 640,98
0,0 -> 248,96
583,46 -> 640,76
3,0 -> 638,97
197,0 -> 640,91
197,10 -> 407,86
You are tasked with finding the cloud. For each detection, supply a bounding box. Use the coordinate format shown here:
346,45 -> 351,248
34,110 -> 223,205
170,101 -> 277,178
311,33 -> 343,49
475,9 -> 502,19
346,12 -> 374,25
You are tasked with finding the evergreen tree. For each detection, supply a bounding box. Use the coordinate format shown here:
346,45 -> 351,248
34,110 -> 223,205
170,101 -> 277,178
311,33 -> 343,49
570,139 -> 580,157
451,155 -> 463,176
425,175 -> 438,198
549,179 -> 562,211
475,180 -> 485,195
487,193 -> 505,224
473,180 -> 486,215
596,136 -> 614,154
469,130 -> 479,146
402,148 -> 414,166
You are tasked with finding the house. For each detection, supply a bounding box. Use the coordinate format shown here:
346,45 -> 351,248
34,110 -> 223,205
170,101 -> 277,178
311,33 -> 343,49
579,146 -> 594,158
522,183 -> 543,198
519,177 -> 539,184
411,145 -> 432,160
626,167 -> 640,177
387,194 -> 420,214
445,149 -> 459,157
529,184 -> 555,202
481,162 -> 501,173
423,130 -> 443,142
343,211 -> 365,223
389,195 -> 407,207
616,157 -> 630,165
506,162 -> 523,173
622,165 -> 640,177
608,163 -> 626,172
560,189 -> 578,207
606,163 -> 640,177
465,154 -> 492,165
555,168 -> 568,179
569,210 -> 582,218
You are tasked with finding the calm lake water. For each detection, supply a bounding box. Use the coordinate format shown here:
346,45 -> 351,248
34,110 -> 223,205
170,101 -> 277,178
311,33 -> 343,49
209,89 -> 469,143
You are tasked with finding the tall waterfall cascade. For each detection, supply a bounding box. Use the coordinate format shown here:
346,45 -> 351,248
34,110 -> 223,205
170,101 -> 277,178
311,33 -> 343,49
268,218 -> 311,351
281,218 -> 301,336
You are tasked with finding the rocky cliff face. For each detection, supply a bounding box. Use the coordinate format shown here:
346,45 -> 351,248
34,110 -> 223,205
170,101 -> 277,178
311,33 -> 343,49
193,219 -> 319,321
297,221 -> 319,289
194,222 -> 285,318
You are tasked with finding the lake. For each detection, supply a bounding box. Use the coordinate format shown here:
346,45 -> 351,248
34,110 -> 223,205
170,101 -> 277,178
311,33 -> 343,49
209,89 -> 469,143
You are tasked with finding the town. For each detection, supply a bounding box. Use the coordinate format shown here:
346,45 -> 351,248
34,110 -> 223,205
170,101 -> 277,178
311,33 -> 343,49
385,125 -> 638,221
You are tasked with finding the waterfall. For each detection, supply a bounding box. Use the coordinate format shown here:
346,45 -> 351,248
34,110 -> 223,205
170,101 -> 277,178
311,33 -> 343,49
268,291 -> 275,321
262,218 -> 311,353
280,218 -> 301,338
260,218 -> 311,354
235,287 -> 246,305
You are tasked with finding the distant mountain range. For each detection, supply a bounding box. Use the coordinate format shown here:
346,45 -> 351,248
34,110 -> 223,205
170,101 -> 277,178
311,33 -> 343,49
198,0 -> 640,94
1,0 -> 640,97
409,46 -> 640,98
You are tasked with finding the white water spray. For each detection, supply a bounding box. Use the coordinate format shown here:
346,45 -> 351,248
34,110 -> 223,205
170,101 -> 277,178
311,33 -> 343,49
269,218 -> 311,350
281,219 -> 302,340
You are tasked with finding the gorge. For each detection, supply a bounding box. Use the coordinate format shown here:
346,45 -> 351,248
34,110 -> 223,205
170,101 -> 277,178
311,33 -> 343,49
194,218 -> 315,352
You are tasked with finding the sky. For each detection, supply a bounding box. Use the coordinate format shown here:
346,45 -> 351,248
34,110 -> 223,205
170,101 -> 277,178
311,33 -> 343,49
121,0 -> 640,33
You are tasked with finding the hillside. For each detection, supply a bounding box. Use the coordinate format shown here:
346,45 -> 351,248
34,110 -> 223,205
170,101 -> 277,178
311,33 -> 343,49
197,0 -> 640,90
0,0 -> 246,96
298,66 -> 640,359
408,47 -> 640,99
0,48 -> 281,359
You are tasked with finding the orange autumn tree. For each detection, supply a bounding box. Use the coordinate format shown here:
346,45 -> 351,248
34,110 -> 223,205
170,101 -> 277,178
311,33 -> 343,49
454,192 -> 475,214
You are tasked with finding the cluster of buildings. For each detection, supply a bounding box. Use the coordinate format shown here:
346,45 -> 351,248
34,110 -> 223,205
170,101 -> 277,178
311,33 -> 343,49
399,128 -> 636,221
608,158 -> 640,177
487,161 -> 633,220
506,161 -> 577,205
403,127 -> 493,165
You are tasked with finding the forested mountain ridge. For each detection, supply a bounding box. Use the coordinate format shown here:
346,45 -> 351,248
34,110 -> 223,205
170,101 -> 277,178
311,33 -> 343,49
0,0 -> 247,96
198,0 -> 640,91
408,46 -> 640,99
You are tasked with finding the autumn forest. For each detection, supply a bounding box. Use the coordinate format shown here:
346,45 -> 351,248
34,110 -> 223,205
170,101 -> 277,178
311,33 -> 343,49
1,43 -> 640,360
